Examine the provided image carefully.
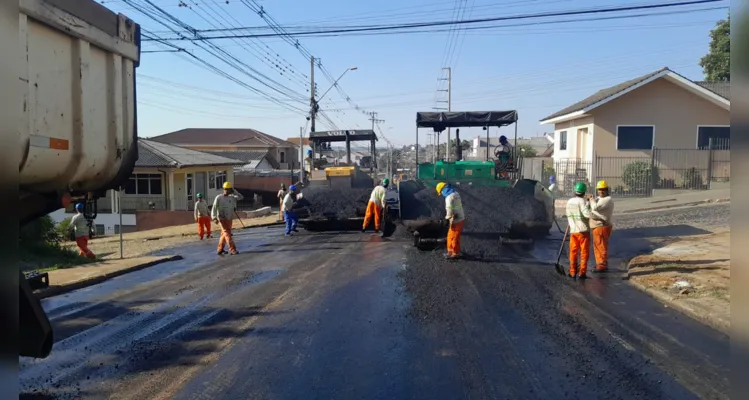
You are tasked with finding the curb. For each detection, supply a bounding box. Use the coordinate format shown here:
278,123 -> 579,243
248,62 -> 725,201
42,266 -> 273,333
623,261 -> 729,334
35,255 -> 184,299
618,198 -> 730,214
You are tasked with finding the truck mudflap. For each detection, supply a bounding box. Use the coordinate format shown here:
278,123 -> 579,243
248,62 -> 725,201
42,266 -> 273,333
19,271 -> 53,358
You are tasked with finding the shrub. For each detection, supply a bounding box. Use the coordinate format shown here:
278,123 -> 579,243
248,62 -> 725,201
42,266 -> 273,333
622,161 -> 659,192
542,164 -> 556,184
56,217 -> 73,241
20,215 -> 61,246
681,168 -> 704,189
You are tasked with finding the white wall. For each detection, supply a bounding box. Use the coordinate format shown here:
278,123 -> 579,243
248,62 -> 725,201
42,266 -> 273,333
48,208 -> 136,236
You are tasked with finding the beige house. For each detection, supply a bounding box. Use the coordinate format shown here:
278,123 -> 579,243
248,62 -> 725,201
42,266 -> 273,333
149,128 -> 299,169
96,139 -> 244,213
540,67 -> 730,160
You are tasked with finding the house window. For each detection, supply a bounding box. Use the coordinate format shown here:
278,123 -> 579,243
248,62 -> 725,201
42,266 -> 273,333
697,126 -> 730,149
279,151 -> 286,163
559,131 -> 567,150
617,126 -> 654,150
214,171 -> 227,188
208,172 -> 216,189
124,174 -> 163,195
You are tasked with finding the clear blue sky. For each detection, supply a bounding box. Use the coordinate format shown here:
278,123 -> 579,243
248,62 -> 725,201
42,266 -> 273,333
103,0 -> 728,146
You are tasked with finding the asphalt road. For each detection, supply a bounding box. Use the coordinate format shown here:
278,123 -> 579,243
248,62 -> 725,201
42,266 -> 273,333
19,205 -> 730,399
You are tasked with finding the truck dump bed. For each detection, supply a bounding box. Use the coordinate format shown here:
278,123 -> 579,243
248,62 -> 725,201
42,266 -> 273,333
17,0 -> 141,359
19,0 -> 141,223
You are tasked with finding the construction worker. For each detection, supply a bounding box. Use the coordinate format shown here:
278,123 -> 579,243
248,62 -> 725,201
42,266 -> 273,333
589,180 -> 615,273
194,193 -> 212,240
211,181 -> 244,255
69,203 -> 96,259
362,178 -> 389,233
282,185 -> 302,236
565,182 -> 592,279
277,183 -> 287,221
436,182 -> 465,259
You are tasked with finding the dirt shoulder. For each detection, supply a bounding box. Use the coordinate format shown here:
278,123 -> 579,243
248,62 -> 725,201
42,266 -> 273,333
626,229 -> 729,333
66,214 -> 281,260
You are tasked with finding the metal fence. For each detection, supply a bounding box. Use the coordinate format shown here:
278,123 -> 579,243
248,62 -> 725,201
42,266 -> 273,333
531,139 -> 730,198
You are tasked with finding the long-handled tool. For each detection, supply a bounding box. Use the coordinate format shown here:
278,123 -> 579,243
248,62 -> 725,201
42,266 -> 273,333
554,225 -> 569,276
234,210 -> 246,228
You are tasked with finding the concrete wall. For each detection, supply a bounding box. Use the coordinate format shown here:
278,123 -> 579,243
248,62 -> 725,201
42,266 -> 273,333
233,172 -> 299,206
48,209 -> 137,236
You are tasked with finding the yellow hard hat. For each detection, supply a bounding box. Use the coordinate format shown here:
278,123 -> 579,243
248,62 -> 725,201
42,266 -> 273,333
223,181 -> 233,189
435,182 -> 447,195
596,180 -> 608,190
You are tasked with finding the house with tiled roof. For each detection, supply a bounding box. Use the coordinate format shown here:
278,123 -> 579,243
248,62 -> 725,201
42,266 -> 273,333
539,67 -> 730,161
96,139 -> 245,213
50,139 -> 247,234
150,128 -> 299,169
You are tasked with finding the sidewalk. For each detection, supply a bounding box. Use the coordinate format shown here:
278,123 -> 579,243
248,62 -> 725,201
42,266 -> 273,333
35,255 -> 182,299
554,188 -> 729,216
625,229 -> 730,333
79,214 -> 282,260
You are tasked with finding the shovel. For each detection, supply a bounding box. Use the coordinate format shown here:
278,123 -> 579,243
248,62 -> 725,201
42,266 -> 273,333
554,225 -> 569,276
234,210 -> 246,228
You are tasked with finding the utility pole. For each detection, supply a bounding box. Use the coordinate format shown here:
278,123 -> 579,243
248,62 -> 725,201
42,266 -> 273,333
368,111 -> 384,130
299,126 -> 304,184
368,111 -> 385,178
438,67 -> 452,161
309,56 -> 317,134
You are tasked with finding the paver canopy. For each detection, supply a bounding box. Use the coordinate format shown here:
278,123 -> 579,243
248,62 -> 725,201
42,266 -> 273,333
416,111 -> 518,132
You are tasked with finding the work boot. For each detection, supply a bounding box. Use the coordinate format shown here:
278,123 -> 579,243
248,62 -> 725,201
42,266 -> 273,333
592,267 -> 608,273
230,250 -> 239,255
293,228 -> 299,232
217,250 -> 227,256
200,237 -> 204,240
578,273 -> 589,280
361,228 -> 366,233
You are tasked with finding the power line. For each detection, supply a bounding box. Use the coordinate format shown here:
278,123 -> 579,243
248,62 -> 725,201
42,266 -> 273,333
124,0 -> 310,116
147,0 -> 727,41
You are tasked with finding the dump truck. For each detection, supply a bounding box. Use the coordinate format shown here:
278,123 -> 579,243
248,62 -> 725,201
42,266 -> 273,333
18,0 -> 141,358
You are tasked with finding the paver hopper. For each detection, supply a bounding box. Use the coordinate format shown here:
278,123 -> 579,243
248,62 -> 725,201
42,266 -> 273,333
399,111 -> 555,249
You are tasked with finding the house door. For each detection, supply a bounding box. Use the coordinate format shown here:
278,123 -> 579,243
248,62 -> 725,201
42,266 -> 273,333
195,172 -> 207,199
186,173 -> 194,211
577,128 -> 588,159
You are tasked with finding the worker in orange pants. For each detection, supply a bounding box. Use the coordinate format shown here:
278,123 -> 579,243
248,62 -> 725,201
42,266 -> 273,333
194,193 -> 212,239
589,180 -> 615,272
69,203 -> 96,259
436,182 -> 465,259
212,182 -> 243,255
565,182 -> 592,278
362,178 -> 389,233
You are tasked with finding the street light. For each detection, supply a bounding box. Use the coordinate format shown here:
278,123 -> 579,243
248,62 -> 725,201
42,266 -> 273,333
318,66 -> 358,103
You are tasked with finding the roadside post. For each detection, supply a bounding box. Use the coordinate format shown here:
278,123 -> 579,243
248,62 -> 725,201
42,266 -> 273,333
119,188 -> 123,259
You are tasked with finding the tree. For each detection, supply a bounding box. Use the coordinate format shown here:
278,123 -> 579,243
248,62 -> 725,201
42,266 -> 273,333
699,16 -> 730,82
517,144 -> 537,157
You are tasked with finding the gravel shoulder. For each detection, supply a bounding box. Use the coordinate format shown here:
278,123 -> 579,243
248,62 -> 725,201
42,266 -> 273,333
611,203 -> 730,332
626,229 -> 730,333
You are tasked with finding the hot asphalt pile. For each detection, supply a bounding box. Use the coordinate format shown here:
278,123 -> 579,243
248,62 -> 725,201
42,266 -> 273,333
398,182 -> 548,259
295,187 -> 372,218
